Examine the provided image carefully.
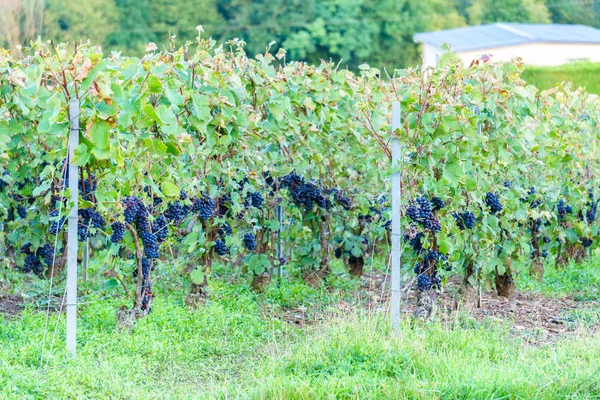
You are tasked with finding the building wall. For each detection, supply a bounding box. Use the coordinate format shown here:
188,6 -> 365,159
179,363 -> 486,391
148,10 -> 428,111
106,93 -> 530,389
422,43 -> 443,68
455,43 -> 600,67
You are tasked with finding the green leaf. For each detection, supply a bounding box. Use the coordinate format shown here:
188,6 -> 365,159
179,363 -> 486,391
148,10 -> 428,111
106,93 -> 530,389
161,181 -> 180,197
73,143 -> 90,166
190,269 -> 204,284
90,119 -> 111,149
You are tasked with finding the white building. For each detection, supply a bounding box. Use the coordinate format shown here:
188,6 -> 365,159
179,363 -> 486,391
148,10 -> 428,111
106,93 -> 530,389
414,23 -> 600,68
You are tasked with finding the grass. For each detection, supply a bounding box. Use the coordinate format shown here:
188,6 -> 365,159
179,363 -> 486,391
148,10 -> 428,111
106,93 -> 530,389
2,265 -> 600,400
521,62 -> 600,94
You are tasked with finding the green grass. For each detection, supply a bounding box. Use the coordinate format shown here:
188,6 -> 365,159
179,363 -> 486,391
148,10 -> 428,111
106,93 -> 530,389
2,273 -> 600,399
521,62 -> 600,94
518,256 -> 600,301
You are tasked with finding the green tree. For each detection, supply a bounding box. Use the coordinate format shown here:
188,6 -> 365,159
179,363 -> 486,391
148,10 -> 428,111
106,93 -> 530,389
466,0 -> 551,25
43,0 -> 119,46
547,0 -> 600,28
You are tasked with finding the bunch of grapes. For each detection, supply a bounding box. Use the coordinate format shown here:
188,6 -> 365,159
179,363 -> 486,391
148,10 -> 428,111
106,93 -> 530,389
17,205 -> 27,219
530,199 -> 542,209
214,239 -> 229,256
407,197 -> 441,232
192,196 -> 214,221
48,210 -> 66,234
453,211 -> 476,230
123,197 -> 143,224
243,233 -> 257,251
585,202 -> 598,224
335,192 -> 352,210
289,182 -> 327,211
219,222 -> 232,237
36,244 -> 54,266
140,231 -> 159,259
164,201 -> 188,223
110,222 -> 126,243
78,208 -> 92,241
89,209 -> 104,229
557,200 -> 566,219
417,275 -> 432,291
152,215 -> 168,244
431,196 -> 445,211
485,192 -> 503,214
23,253 -> 44,275
249,192 -> 263,209
503,180 -> 512,188
79,176 -> 96,201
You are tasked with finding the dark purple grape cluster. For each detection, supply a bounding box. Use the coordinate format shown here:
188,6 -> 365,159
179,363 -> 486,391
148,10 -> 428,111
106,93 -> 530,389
36,244 -> 54,266
530,199 -> 542,209
335,192 -> 352,210
214,239 -> 229,256
23,253 -> 44,275
89,209 -> 104,229
219,222 -> 232,237
407,197 -> 441,232
290,182 -> 326,211
585,202 -> 597,224
79,176 -> 96,201
565,205 -> 573,214
423,214 -> 441,232
192,196 -> 214,220
152,215 -> 168,244
453,211 -> 476,230
485,192 -> 503,214
243,233 -> 257,251
557,200 -> 566,219
17,205 -> 27,219
408,232 -> 424,253
431,197 -> 445,211
588,188 -> 594,201
249,192 -> 263,208
503,180 -> 512,188
541,249 -> 548,258
110,222 -> 126,243
417,274 -> 432,291
582,238 -> 593,248
78,209 -> 92,241
20,243 -> 31,254
48,210 -> 66,234
140,231 -> 159,259
123,197 -> 143,224
164,201 -> 187,223
334,247 -> 343,258
180,190 -> 188,201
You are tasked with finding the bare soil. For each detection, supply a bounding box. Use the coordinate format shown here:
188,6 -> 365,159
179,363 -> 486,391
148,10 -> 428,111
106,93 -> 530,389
0,294 -> 24,318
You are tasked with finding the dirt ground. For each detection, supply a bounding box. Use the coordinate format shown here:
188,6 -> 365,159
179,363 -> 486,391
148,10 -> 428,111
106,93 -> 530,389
271,272 -> 600,345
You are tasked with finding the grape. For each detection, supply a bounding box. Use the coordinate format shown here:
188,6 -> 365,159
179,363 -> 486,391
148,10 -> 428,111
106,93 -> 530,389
431,196 -> 445,211
585,203 -> 597,224
278,257 -> 287,265
193,196 -> 214,221
219,222 -> 232,237
23,253 -> 44,275
408,232 -> 424,253
417,275 -> 432,291
565,205 -> 573,214
557,200 -> 566,219
89,209 -> 104,229
250,192 -> 264,209
164,201 -> 187,223
123,197 -> 142,224
334,191 -> 352,210
0,171 -> 8,191
541,249 -> 548,258
588,188 -> 594,201
152,215 -> 168,244
110,222 -> 126,243
530,199 -> 542,209
180,190 -> 188,201
214,239 -> 229,256
423,214 -> 441,232
334,247 -> 342,259
453,211 -> 476,230
407,205 -> 423,222
243,233 -> 257,251
20,243 -> 32,254
413,263 -> 424,275
582,238 -> 593,248
36,244 -> 54,266
17,205 -> 27,219
485,192 -> 503,214
140,231 -> 159,259
503,180 -> 512,188
416,197 -> 432,215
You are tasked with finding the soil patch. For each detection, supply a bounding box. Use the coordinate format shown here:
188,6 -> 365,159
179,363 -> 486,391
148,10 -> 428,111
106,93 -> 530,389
0,294 -> 25,318
355,272 -> 600,344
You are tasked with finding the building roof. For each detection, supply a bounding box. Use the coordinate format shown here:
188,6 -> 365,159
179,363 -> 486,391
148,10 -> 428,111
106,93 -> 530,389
414,23 -> 600,52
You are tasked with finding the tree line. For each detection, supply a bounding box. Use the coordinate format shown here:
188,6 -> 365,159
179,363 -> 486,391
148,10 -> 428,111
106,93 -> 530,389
1,0 -> 599,69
